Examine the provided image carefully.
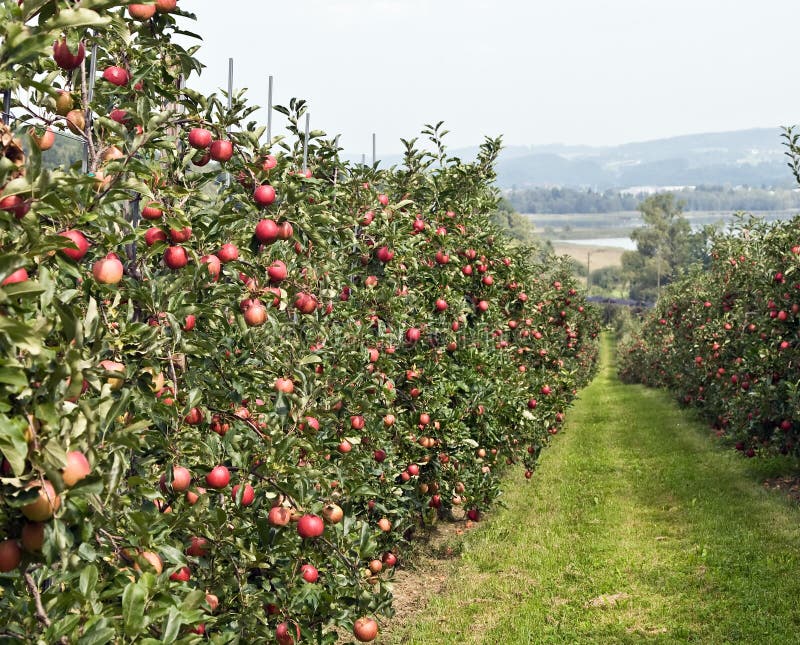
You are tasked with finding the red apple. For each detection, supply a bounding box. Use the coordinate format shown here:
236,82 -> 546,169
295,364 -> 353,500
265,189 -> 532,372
186,536 -> 209,557
144,228 -> 167,246
29,127 -> 55,151
21,523 -> 45,552
353,615 -> 379,641
232,483 -> 255,506
300,564 -> 318,583
294,292 -> 318,314
128,3 -> 157,20
217,243 -> 238,263
188,127 -> 212,149
244,301 -> 267,326
268,260 -> 287,283
103,66 -> 129,86
0,195 -> 30,219
92,254 -> 124,284
169,566 -> 191,582
206,465 -> 230,489
200,254 -> 221,279
274,377 -> 294,394
296,514 -> 324,538
53,39 -> 85,71
141,204 -> 163,220
164,246 -> 188,270
210,140 -> 233,162
0,540 -> 22,573
254,219 -> 279,243
2,267 -> 28,286
276,622 -> 300,645
268,506 -> 291,527
155,0 -> 177,12
376,246 -> 394,263
277,221 -> 294,240
182,314 -> 196,331
62,451 -> 91,487
168,226 -> 191,243
254,185 -> 276,206
405,327 -> 421,343
262,154 -> 278,171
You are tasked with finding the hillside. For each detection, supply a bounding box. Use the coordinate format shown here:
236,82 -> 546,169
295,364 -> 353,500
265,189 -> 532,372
352,127 -> 793,190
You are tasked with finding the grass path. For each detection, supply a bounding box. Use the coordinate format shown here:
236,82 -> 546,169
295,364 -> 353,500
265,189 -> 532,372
388,334 -> 800,644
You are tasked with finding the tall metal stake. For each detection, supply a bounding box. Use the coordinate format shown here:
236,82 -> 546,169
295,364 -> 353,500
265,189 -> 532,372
83,43 -> 98,174
225,57 -> 233,186
302,113 -> 310,174
372,133 -> 376,167
1,91 -> 10,125
267,75 -> 273,145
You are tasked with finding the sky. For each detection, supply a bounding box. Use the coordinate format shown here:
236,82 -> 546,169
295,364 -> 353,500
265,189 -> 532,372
182,0 -> 800,156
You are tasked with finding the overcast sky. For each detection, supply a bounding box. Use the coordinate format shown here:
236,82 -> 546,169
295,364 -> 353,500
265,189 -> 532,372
183,0 -> 799,155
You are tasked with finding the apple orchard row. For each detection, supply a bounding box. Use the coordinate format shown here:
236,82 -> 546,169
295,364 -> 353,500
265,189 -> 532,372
619,215 -> 800,458
0,1 -> 600,643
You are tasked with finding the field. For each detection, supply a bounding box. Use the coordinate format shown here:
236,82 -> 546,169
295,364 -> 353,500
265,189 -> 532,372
550,241 -> 625,272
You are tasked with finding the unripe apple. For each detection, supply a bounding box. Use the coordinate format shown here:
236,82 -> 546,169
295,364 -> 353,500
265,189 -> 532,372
99,360 -> 125,390
66,109 -> 85,135
55,90 -> 73,116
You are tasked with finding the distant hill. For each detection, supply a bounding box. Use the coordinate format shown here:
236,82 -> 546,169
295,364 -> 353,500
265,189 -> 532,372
493,128 -> 791,190
353,127 -> 794,190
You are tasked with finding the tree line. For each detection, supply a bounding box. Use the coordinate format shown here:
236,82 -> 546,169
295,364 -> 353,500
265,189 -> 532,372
507,185 -> 800,214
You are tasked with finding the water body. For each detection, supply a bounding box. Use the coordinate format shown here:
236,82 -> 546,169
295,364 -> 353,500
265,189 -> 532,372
552,237 -> 637,250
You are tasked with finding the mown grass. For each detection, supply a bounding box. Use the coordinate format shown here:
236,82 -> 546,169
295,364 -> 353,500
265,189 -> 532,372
388,333 -> 800,644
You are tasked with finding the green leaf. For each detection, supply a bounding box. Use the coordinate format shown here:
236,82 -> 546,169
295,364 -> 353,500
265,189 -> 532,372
122,581 -> 147,637
0,415 -> 29,476
79,564 -> 98,596
0,366 -> 27,388
77,618 -> 115,645
161,607 -> 182,644
46,7 -> 111,29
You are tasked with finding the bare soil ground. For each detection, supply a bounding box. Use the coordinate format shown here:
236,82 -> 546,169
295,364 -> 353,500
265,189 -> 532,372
550,242 -> 624,271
